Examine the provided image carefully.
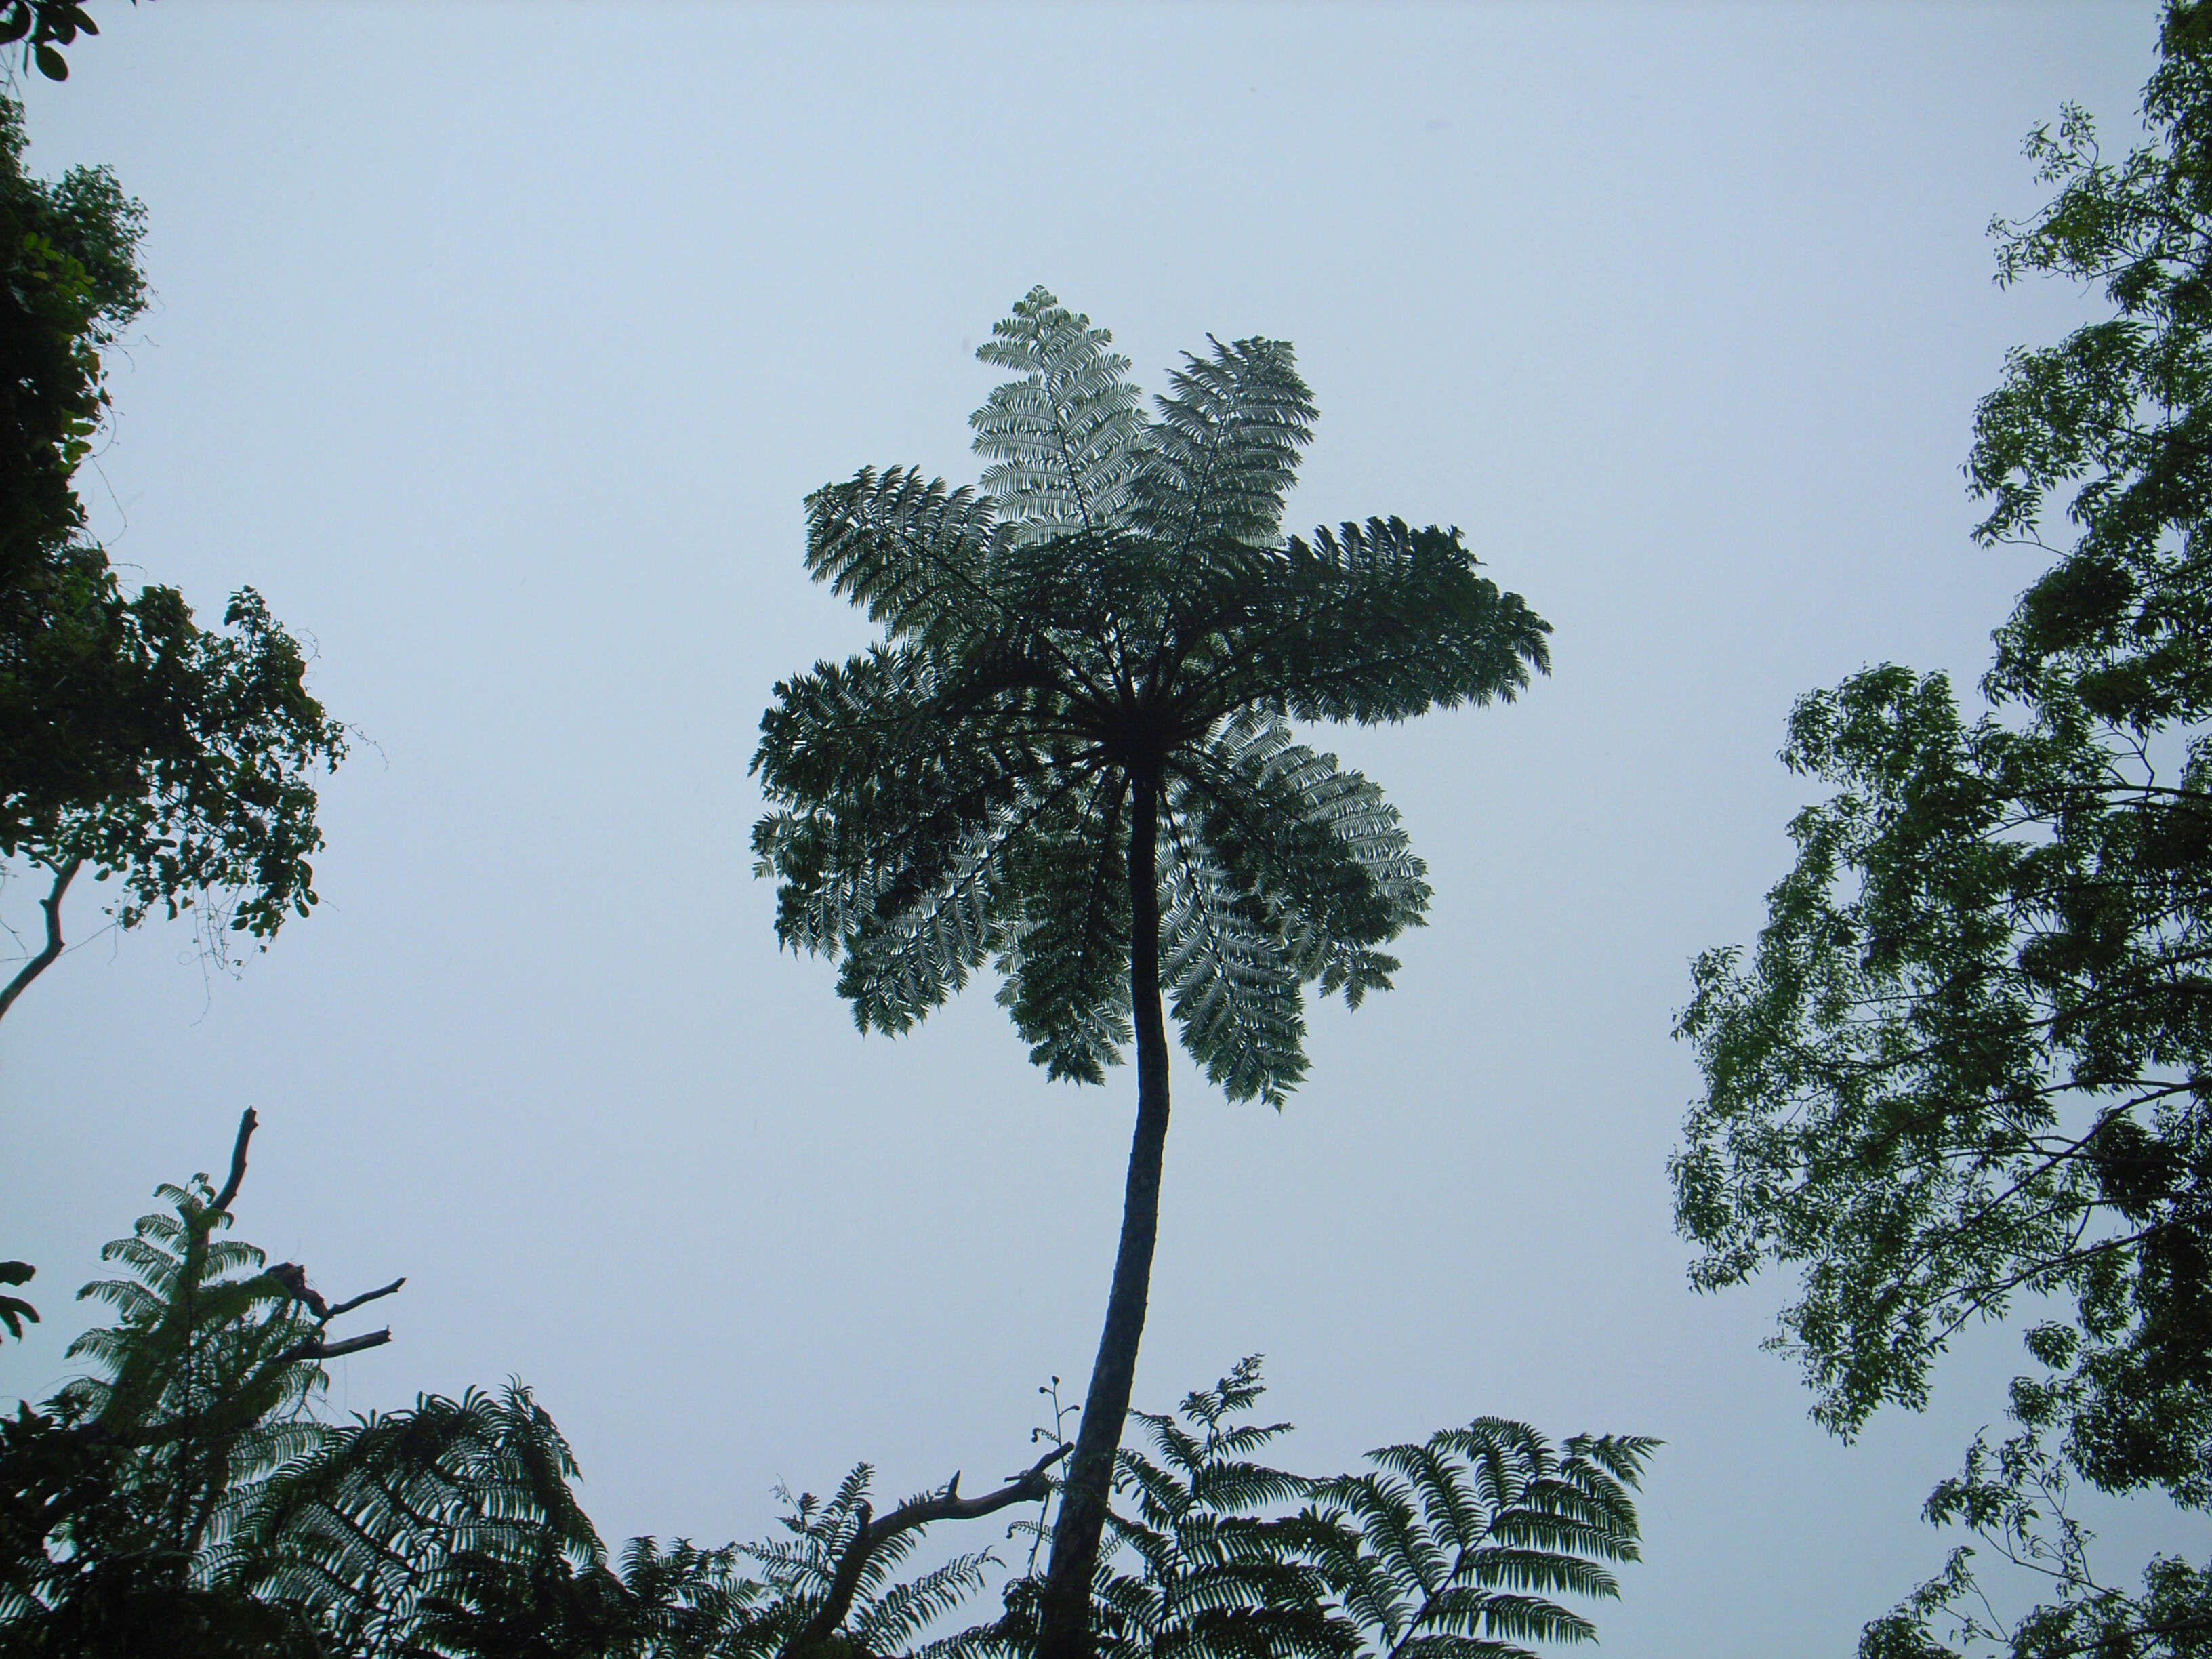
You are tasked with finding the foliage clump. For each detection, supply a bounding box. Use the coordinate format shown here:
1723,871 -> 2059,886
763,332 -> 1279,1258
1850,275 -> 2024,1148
0,89 -> 344,1026
0,1128 -> 1647,1659
1675,3 -> 2212,1650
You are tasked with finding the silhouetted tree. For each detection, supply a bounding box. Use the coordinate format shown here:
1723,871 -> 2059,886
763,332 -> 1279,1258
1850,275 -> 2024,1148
0,90 -> 344,1029
754,287 -> 1550,1659
2,1120 -> 1643,1658
1676,4 -> 2212,1650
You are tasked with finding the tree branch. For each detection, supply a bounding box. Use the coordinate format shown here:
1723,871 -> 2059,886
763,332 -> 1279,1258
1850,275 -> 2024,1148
265,1266 -> 406,1322
212,1107 -> 257,1216
274,1328 -> 391,1366
324,1277 -> 405,1319
786,1442 -> 1070,1658
0,857 -> 80,1026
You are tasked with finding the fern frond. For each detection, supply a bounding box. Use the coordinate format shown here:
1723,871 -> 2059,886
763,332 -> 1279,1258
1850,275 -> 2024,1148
996,766 -> 1134,1082
805,466 -> 1004,652
756,645 -> 1086,1033
854,1550 -> 1000,1650
1174,709 -> 1427,1009
1458,1548 -> 1618,1601
1196,518 -> 1552,728
1072,1360 -> 1360,1659
1158,816 -> 1307,1103
1305,1418 -> 1652,1659
972,287 -> 1150,543
1135,335 -> 1315,561
226,1385 -> 607,1650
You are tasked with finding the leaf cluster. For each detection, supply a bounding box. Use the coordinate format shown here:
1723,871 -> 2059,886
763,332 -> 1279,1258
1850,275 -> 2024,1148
1858,1427 -> 2212,1659
1676,0 -> 2212,1643
1675,663 -> 2212,1493
0,3 -> 110,83
0,89 -> 142,587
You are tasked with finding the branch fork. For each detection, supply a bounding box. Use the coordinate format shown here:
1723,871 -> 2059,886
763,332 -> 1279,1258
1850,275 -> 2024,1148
785,1441 -> 1071,1659
212,1110 -> 406,1366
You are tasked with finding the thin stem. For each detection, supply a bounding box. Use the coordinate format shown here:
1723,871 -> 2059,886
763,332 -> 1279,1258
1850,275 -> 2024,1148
1038,769 -> 1172,1659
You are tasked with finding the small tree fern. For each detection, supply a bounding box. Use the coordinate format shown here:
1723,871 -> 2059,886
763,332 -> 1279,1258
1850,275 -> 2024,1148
1088,1359 -> 1355,1659
970,1361 -> 1648,1659
753,289 -> 1551,1659
222,1385 -> 615,1656
0,1115 -> 387,1656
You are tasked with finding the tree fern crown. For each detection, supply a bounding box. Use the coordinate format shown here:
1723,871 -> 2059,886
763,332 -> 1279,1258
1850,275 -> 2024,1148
752,287 -> 1551,1104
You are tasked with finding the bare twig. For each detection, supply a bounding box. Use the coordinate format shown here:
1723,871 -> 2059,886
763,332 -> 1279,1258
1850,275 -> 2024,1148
265,1263 -> 404,1353
324,1277 -> 405,1319
274,1328 -> 392,1366
786,1441 -> 1071,1658
0,857 -> 80,1026
211,1108 -> 257,1216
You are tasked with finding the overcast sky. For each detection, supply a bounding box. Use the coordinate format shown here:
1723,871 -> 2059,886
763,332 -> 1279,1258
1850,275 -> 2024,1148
1,3 -> 2194,1654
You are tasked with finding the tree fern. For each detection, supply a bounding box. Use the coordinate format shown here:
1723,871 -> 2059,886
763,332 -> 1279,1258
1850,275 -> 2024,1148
964,1362 -> 1646,1659
0,1116 -> 387,1655
1088,1359 -> 1355,1659
57,1167 -> 341,1574
754,289 -> 1551,1659
217,1384 -> 604,1654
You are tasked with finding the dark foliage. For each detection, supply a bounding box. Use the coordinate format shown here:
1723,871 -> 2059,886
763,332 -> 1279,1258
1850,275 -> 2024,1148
0,89 -> 344,1025
0,1132 -> 1641,1658
0,2 -> 116,83
971,1361 -> 1650,1659
1674,3 -> 2212,1650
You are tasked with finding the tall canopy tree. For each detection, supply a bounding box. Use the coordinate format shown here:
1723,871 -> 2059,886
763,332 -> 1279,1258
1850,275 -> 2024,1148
0,90 -> 345,1028
1675,3 -> 2212,1650
752,288 -> 1551,1659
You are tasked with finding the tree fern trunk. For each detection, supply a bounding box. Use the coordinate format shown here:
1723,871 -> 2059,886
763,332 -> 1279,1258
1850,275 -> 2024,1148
1038,769 -> 1172,1659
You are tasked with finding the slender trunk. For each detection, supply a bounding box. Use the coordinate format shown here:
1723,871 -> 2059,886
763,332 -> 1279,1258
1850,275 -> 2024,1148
1038,771 -> 1172,1659
0,857 -> 80,1027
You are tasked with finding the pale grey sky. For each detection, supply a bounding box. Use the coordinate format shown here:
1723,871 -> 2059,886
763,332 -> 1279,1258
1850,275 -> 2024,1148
2,3 -> 2191,1654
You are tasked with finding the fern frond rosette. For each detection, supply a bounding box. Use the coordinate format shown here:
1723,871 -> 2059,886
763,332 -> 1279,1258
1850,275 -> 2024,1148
752,289 -> 1549,1105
